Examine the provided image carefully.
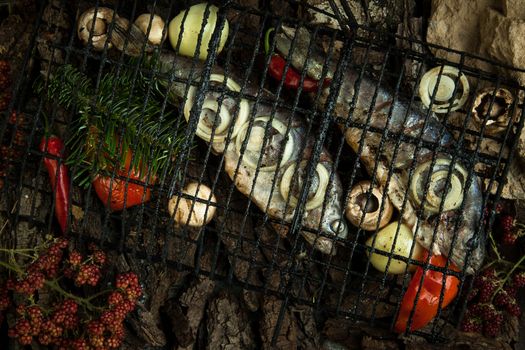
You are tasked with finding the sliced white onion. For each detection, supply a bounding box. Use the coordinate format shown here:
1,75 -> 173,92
183,74 -> 249,143
409,157 -> 468,214
193,98 -> 231,141
235,116 -> 294,171
280,161 -> 329,211
419,66 -> 469,113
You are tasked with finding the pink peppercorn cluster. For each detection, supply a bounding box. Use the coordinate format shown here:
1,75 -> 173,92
0,237 -> 142,349
461,269 -> 525,337
461,200 -> 525,337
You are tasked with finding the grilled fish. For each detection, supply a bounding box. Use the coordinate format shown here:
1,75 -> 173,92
154,52 -> 348,254
274,26 -> 484,273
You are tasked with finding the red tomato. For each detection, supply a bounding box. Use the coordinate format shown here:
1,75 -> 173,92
92,149 -> 155,211
394,252 -> 460,333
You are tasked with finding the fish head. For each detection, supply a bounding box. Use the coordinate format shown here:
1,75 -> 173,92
300,214 -> 348,256
281,158 -> 348,255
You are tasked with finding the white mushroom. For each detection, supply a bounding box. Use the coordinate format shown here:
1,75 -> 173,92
134,13 -> 166,45
472,87 -> 516,136
77,7 -> 116,50
235,116 -> 294,171
168,182 -> 217,227
280,161 -> 329,210
184,74 -> 249,144
345,181 -> 393,231
409,157 -> 468,215
419,66 -> 469,113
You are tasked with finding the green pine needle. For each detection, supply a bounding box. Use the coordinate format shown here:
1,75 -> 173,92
38,64 -> 184,187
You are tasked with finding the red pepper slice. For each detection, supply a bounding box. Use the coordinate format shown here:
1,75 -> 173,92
264,28 -> 324,93
92,149 -> 154,212
40,135 -> 70,234
394,251 -> 460,333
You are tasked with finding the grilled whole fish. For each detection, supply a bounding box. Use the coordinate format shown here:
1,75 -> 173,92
274,26 -> 484,273
155,52 -> 348,254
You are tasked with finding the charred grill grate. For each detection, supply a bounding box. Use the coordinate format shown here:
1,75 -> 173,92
2,0 -> 525,345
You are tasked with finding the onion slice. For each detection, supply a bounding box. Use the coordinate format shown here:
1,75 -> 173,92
235,116 -> 294,171
184,74 -> 249,144
419,66 -> 469,113
280,161 -> 329,211
409,158 -> 468,214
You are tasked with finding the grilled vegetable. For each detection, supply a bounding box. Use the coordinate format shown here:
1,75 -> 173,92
168,182 -> 217,227
345,180 -> 393,231
135,13 -> 167,46
394,252 -> 460,333
265,27 -> 333,92
40,135 -> 70,233
366,222 -> 423,274
77,7 -> 152,56
93,149 -> 154,212
264,28 -> 321,92
77,7 -> 116,51
168,3 -> 229,60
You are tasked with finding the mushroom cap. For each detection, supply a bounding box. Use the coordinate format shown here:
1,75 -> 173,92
77,7 -> 115,50
345,180 -> 393,231
472,87 -> 516,136
134,13 -> 166,45
168,182 -> 217,227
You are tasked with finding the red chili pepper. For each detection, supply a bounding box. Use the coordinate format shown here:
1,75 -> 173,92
264,28 -> 326,92
92,149 -> 154,212
40,135 -> 70,234
268,54 -> 320,92
394,251 -> 460,333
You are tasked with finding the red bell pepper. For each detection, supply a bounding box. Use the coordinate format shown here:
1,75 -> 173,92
394,251 -> 460,333
92,149 -> 154,212
40,135 -> 70,234
264,28 -> 326,92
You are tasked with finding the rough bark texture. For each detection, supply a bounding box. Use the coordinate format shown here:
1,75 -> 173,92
403,332 -> 514,350
172,276 -> 216,349
304,0 -> 406,34
260,296 -> 297,350
206,292 -> 256,349
396,15 -> 426,88
212,170 -> 265,312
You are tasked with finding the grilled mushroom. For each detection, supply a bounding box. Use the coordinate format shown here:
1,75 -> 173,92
345,180 -> 393,231
168,182 -> 217,227
77,7 -> 116,50
280,161 -> 329,210
419,66 -> 469,113
409,157 -> 468,215
77,7 -> 151,56
134,13 -> 166,45
472,87 -> 516,136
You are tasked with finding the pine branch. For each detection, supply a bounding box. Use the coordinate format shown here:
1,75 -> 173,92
39,64 -> 184,187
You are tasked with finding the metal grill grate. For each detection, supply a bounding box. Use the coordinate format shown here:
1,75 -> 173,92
2,0 -> 525,345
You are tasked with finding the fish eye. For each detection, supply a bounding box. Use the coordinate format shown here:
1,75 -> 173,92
330,219 -> 348,238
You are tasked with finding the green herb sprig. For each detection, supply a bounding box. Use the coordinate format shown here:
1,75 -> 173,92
37,64 -> 183,187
